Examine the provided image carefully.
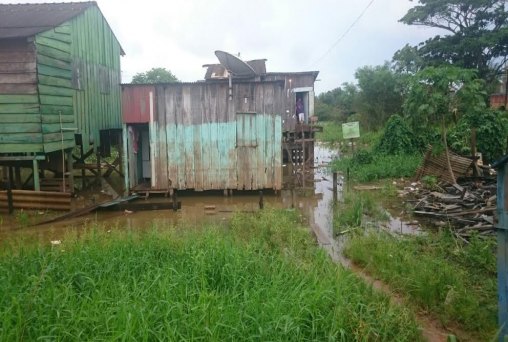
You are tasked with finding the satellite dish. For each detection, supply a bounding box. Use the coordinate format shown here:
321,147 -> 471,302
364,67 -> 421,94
215,50 -> 257,78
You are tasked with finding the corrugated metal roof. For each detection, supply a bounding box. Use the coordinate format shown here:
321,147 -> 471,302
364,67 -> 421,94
0,2 -> 95,39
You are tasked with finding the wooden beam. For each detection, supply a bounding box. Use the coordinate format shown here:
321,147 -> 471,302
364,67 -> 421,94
33,159 -> 40,191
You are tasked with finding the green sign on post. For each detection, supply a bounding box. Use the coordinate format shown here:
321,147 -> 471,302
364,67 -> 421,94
342,122 -> 360,139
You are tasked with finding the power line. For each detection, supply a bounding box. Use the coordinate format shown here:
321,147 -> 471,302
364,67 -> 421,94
312,0 -> 376,67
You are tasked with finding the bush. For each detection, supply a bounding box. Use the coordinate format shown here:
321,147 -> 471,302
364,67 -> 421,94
376,114 -> 417,154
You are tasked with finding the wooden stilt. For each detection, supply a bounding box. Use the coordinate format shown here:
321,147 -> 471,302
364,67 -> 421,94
33,159 -> 40,191
66,149 -> 74,194
14,166 -> 21,189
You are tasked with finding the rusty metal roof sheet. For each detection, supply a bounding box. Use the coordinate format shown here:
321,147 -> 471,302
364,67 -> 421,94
0,2 -> 96,39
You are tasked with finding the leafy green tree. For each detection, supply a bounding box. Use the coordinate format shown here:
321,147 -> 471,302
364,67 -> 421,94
131,67 -> 179,84
392,44 -> 424,74
399,0 -> 508,83
315,83 -> 358,122
448,109 -> 507,163
404,66 -> 487,182
355,63 -> 407,130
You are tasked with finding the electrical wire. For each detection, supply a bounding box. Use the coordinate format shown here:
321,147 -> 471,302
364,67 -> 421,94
311,0 -> 376,66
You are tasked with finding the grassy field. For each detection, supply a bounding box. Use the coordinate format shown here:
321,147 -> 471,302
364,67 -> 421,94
0,209 -> 422,341
344,230 -> 497,339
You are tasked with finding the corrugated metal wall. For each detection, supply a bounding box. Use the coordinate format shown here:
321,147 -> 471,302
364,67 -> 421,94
123,81 -> 283,191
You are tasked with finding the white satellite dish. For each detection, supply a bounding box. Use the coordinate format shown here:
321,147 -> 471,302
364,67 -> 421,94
215,50 -> 257,78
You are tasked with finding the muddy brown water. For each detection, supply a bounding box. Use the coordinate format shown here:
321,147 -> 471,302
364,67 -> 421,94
0,144 -> 419,245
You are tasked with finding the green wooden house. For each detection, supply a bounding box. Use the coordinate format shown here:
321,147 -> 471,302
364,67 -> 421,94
0,1 -> 123,191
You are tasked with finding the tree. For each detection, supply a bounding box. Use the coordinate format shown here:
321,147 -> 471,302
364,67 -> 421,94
315,83 -> 359,122
392,44 -> 424,74
404,66 -> 487,183
354,63 -> 406,130
398,0 -> 508,83
131,67 -> 179,84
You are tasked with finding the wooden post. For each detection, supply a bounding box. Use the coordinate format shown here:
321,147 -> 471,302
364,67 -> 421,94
7,166 -> 14,214
96,151 -> 101,187
471,128 -> 479,176
332,172 -> 338,202
66,149 -> 74,194
259,191 -> 264,209
346,167 -> 350,192
80,143 -> 86,190
494,157 -> 508,341
172,190 -> 178,212
14,166 -> 21,189
32,159 -> 40,191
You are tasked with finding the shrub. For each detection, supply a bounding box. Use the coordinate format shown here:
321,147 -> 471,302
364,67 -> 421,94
376,114 -> 417,154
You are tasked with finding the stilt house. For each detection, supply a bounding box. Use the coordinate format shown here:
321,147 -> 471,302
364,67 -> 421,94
0,2 -> 123,192
122,51 -> 319,194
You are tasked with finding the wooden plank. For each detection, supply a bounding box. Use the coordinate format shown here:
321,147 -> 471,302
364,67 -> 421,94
40,104 -> 73,115
42,123 -> 76,134
40,95 -> 73,106
0,74 -> 37,84
39,84 -> 74,97
41,114 -> 75,124
43,140 -> 75,153
0,114 -> 41,123
156,88 -> 168,190
0,94 -> 38,104
43,132 -> 75,142
0,62 -> 36,73
0,143 -> 43,153
54,25 -> 71,35
38,64 -> 72,79
0,84 -> 37,95
0,103 -> 39,114
0,123 -> 41,133
36,36 -> 71,54
37,54 -> 72,71
38,29 -> 72,44
0,133 -> 42,144
38,75 -> 72,89
36,44 -> 71,63
0,51 -> 35,63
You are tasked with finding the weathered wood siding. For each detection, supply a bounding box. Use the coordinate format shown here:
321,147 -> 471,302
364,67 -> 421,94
264,73 -> 317,131
35,26 -> 75,153
0,39 -> 41,153
125,81 -> 283,191
66,6 -> 122,151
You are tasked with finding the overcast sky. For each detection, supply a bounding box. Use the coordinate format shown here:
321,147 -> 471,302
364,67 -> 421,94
6,0 -> 445,93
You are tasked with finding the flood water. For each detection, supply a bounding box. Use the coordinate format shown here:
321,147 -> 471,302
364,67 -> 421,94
0,144 -> 419,252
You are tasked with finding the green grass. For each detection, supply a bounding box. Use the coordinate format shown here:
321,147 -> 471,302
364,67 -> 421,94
333,191 -> 389,234
316,121 -> 343,144
0,209 -> 422,341
316,121 -> 383,148
332,152 -> 422,182
344,230 -> 497,339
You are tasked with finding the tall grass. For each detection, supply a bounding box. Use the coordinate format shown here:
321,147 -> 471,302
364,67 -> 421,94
332,152 -> 422,182
0,209 -> 422,341
344,230 -> 497,339
333,191 -> 389,234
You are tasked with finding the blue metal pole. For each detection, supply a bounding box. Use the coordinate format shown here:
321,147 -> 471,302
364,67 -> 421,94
497,163 -> 508,341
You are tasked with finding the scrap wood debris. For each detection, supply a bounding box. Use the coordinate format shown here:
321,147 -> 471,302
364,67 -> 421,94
399,146 -> 499,240
400,176 -> 497,240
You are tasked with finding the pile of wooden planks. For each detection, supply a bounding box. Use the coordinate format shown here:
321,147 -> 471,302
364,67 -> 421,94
409,179 -> 497,239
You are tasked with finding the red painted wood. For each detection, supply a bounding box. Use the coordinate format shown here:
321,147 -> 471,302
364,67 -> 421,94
122,85 -> 154,123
